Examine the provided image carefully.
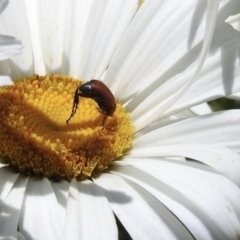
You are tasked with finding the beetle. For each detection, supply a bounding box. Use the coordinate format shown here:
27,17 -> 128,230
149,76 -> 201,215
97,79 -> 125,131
66,80 -> 116,124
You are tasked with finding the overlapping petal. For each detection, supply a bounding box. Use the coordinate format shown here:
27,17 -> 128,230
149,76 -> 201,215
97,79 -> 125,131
131,110 -> 240,185
0,35 -> 22,61
0,0 -> 139,79
109,162 -> 240,240
0,175 -> 27,240
0,0 -> 23,85
133,110 -> 240,150
18,178 -> 65,240
94,173 -> 193,240
64,179 -> 117,240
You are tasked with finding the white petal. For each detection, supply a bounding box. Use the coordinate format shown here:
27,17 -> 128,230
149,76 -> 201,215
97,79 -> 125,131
19,178 -> 64,240
106,0 -> 211,97
226,12 -> 240,32
23,0 -> 46,74
132,110 -> 240,185
76,0 -> 139,80
0,175 -> 28,239
0,1 -> 33,78
111,161 -> 240,240
0,162 -> 8,168
126,0 -> 219,130
129,144 -> 240,187
21,0 -> 139,79
0,35 -> 22,61
133,110 -> 240,151
51,180 -> 70,222
0,75 -> 13,86
189,102 -> 212,115
94,173 -> 193,240
25,0 -> 64,74
0,168 -> 19,202
0,0 -> 8,13
61,0 -> 92,77
17,231 -> 26,240
134,117 -> 182,138
170,102 -> 213,119
65,179 -> 117,240
165,25 -> 240,116
227,92 -> 240,100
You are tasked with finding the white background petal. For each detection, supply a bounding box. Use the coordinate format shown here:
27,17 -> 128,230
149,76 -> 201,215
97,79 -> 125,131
0,34 -> 23,87
64,179 -> 117,240
0,35 -> 22,61
0,1 -> 32,78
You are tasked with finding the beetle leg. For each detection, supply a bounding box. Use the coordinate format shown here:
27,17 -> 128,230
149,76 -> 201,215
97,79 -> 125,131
66,88 -> 80,124
102,115 -> 108,126
97,107 -> 104,114
96,107 -> 108,126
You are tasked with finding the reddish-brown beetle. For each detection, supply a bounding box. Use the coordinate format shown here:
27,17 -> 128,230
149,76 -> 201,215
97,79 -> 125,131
66,80 -> 116,124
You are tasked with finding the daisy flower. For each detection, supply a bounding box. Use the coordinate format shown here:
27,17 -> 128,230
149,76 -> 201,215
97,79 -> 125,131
0,0 -> 240,240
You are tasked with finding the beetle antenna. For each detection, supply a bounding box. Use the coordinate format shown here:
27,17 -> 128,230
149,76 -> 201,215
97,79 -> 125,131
66,89 -> 80,124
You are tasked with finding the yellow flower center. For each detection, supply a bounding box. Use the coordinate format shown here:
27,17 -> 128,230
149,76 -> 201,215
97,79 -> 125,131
0,75 -> 134,181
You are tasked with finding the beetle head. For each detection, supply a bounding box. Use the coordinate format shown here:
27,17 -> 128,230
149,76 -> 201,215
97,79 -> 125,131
80,82 -> 92,94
